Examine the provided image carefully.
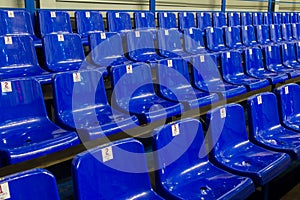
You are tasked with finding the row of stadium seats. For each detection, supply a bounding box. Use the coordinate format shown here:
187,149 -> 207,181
2,84 -> 300,199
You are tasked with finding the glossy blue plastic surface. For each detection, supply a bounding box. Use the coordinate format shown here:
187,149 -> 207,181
178,12 -> 196,31
152,118 -> 255,200
72,138 -> 163,200
241,12 -> 253,26
256,25 -> 271,45
111,62 -> 184,124
221,51 -> 269,91
253,12 -> 263,25
126,30 -> 163,67
282,23 -> 293,41
273,13 -> 282,24
281,43 -> 300,69
292,23 -> 300,40
296,42 -> 300,63
134,12 -> 156,30
0,168 -> 60,200
247,92 -> 300,160
191,54 -> 247,98
282,13 -> 290,24
196,12 -> 212,32
89,32 -> 130,68
263,12 -> 273,25
241,25 -> 258,47
0,10 -> 41,46
156,58 -> 219,109
106,12 -> 132,34
157,29 -> 190,58
263,45 -> 300,78
227,12 -> 240,26
270,24 -> 283,43
157,12 -> 177,29
38,10 -> 73,37
183,28 -> 207,54
0,78 -> 79,166
213,12 -> 227,27
224,26 -> 244,49
75,11 -> 105,41
244,47 -> 288,84
43,33 -> 87,72
205,27 -> 227,51
53,70 -> 139,141
290,13 -> 298,23
276,83 -> 300,133
0,35 -> 51,84
206,103 -> 291,185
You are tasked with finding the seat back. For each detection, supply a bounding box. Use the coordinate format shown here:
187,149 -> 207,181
224,26 -> 243,48
196,12 -> 212,31
282,13 -> 290,24
292,23 -> 300,40
213,12 -> 227,27
206,27 -> 226,51
178,12 -> 196,31
263,12 -> 273,25
75,11 -> 105,38
107,12 -> 132,33
273,12 -> 282,24
253,12 -> 263,25
126,30 -> 156,59
263,45 -> 283,67
281,43 -> 297,65
296,41 -> 300,60
38,10 -> 72,37
89,32 -> 125,66
281,23 -> 293,41
241,25 -> 257,46
256,25 -> 271,45
221,51 -> 244,78
270,24 -> 283,42
111,63 -> 155,110
228,12 -> 240,26
72,138 -> 155,199
134,12 -> 156,30
290,13 -> 298,23
244,47 -> 265,73
0,168 -> 59,200
153,118 -> 207,184
0,79 -> 47,124
53,70 -> 108,122
158,29 -> 183,57
157,12 -> 177,29
43,33 -> 85,72
183,28 -> 205,54
241,12 -> 253,26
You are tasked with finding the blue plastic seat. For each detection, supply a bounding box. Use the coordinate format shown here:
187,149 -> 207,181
253,12 -> 263,25
196,12 -> 212,32
89,32 -> 131,68
111,62 -> 184,124
0,168 -> 60,200
156,58 -> 219,109
106,12 -> 132,35
43,33 -> 93,72
134,11 -> 156,31
281,23 -> 293,41
178,12 -> 196,31
221,51 -> 269,91
295,41 -> 300,62
244,47 -> 288,84
157,29 -> 191,58
0,10 -> 41,46
247,92 -> 300,160
126,30 -> 164,67
281,43 -> 300,69
191,54 -> 247,98
270,24 -> 283,43
205,27 -> 228,51
292,23 -> 300,40
213,12 -> 227,27
282,13 -> 290,24
263,12 -> 273,25
53,70 -> 138,141
273,12 -> 282,24
228,12 -> 241,26
0,35 -> 52,84
183,28 -> 208,54
263,45 -> 300,78
0,78 -> 79,166
152,118 -> 255,199
290,13 -> 298,23
224,26 -> 244,49
206,103 -> 291,185
75,10 -> 105,44
276,83 -> 300,133
38,10 -> 72,37
241,12 -> 253,26
255,25 -> 272,46
241,25 -> 258,47
157,12 -> 177,29
72,138 -> 163,200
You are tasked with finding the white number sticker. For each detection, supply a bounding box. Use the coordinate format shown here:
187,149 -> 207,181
200,55 -> 205,62
115,13 -> 120,18
73,73 -> 81,82
50,11 -> 56,18
7,11 -> 14,18
126,65 -> 133,74
167,60 -> 173,67
285,86 -> 289,94
227,52 -> 231,58
141,13 -> 145,18
4,36 -> 12,45
135,31 -> 140,38
220,108 -> 226,118
85,11 -> 90,18
164,29 -> 169,35
57,34 -> 64,42
100,32 -> 106,39
1,81 -> 12,93
102,146 -> 113,162
171,124 -> 180,136
249,49 -> 253,55
0,182 -> 10,199
257,95 -> 262,105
